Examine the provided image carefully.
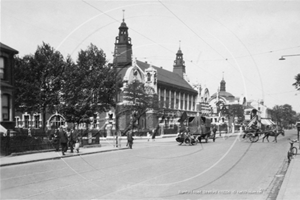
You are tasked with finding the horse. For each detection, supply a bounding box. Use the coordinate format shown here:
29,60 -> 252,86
262,129 -> 285,143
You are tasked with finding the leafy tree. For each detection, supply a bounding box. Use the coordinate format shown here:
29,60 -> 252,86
59,44 -> 120,128
272,104 -> 298,128
14,42 -> 65,130
293,73 -> 300,90
120,80 -> 159,135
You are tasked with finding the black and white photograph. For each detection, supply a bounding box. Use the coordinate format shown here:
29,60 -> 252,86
1,0 -> 300,199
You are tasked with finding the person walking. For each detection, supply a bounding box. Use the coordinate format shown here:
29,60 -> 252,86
66,127 -> 76,153
58,126 -> 68,155
152,125 -> 159,141
127,130 -> 134,149
50,129 -> 59,151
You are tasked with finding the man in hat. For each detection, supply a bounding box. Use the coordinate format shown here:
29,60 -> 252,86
244,109 -> 261,138
58,126 -> 68,155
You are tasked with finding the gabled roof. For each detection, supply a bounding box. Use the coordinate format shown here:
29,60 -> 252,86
0,42 -> 19,54
118,60 -> 197,94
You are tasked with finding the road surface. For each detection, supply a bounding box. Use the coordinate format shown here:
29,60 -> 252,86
1,130 -> 297,199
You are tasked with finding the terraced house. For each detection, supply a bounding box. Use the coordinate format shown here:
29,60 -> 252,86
0,43 -> 18,133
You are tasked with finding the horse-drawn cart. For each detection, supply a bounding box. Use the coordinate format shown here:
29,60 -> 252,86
189,116 -> 215,143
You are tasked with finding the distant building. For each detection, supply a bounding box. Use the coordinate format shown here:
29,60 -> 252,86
208,77 -> 246,126
0,43 -> 18,131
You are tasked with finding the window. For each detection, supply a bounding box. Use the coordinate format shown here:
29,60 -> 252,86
2,94 -> 10,121
147,73 -> 151,82
166,90 -> 169,108
24,115 -> 30,128
180,93 -> 183,110
33,115 -> 40,129
49,114 -> 65,128
184,94 -> 187,110
176,93 -> 179,109
171,91 -> 174,109
0,57 -> 4,79
15,117 -> 20,128
160,91 -> 164,108
189,95 -> 192,111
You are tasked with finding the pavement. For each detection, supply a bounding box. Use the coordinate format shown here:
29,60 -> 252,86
0,134 -> 178,167
277,150 -> 300,200
1,131 -> 299,200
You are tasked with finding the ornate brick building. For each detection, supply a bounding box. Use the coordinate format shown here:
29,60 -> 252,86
105,18 -> 199,135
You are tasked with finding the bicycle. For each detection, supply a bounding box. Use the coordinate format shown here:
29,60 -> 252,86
287,139 -> 298,164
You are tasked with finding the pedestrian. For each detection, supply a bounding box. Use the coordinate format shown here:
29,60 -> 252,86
212,125 -> 217,138
50,129 -> 59,151
127,130 -> 134,149
147,132 -> 151,142
74,138 -> 80,153
66,127 -> 75,153
152,125 -> 159,141
58,126 -> 68,155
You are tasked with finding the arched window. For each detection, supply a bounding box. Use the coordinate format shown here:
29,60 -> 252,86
147,72 -> 151,81
48,114 -> 65,129
33,114 -> 41,129
2,94 -> 10,121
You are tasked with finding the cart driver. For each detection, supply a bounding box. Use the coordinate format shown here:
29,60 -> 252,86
243,109 -> 260,138
249,109 -> 261,133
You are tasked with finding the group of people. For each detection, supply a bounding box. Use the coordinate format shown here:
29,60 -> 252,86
49,126 -> 79,155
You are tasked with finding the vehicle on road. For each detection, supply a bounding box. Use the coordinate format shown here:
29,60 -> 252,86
175,115 -> 215,145
189,115 -> 215,143
240,128 -> 260,143
175,131 -> 196,145
287,139 -> 298,163
262,127 -> 285,143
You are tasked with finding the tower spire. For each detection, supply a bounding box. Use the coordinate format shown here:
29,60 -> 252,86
122,9 -> 125,22
114,9 -> 132,67
220,72 -> 226,91
179,40 -> 181,50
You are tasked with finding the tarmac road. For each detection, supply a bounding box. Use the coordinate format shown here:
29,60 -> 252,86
0,130 -> 295,200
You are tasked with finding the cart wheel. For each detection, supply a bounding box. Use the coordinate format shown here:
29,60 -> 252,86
250,135 -> 259,143
185,138 -> 190,144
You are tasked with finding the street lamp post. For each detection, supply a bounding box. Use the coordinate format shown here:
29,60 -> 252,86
113,54 -> 124,147
279,54 -> 300,60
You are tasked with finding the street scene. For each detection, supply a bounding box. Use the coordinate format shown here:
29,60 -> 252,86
1,1 -> 300,200
0,130 -> 299,200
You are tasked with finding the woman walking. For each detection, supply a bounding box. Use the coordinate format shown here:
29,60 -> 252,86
127,130 -> 134,149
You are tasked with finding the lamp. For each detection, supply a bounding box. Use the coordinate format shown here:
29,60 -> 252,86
279,57 -> 285,60
279,54 -> 300,60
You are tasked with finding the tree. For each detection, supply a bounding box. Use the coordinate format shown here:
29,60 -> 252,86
120,80 -> 159,135
59,44 -> 120,128
14,42 -> 65,131
293,73 -> 300,91
272,104 -> 298,128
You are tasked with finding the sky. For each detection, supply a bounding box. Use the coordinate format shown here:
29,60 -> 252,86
2,0 -> 300,112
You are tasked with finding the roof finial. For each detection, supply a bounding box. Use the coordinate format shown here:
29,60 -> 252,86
222,71 -> 224,80
122,9 -> 125,22
179,40 -> 181,50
